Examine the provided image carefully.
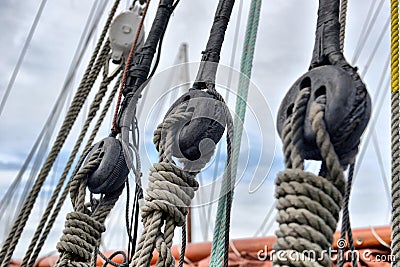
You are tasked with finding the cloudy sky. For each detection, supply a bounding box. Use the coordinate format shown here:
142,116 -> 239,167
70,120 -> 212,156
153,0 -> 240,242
0,0 -> 392,259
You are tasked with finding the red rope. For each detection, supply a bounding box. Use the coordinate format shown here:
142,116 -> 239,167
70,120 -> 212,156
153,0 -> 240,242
112,0 -> 152,133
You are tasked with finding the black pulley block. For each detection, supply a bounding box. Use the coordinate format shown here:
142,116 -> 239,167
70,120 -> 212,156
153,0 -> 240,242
277,65 -> 371,164
86,137 -> 129,194
163,89 -> 226,161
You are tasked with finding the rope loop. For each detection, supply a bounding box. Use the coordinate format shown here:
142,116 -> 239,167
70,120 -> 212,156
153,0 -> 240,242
141,162 -> 198,227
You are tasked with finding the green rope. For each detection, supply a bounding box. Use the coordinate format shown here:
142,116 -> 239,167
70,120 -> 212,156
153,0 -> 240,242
209,0 -> 262,265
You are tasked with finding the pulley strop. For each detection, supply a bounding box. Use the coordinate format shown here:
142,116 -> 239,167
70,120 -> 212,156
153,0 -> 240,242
122,0 -> 175,97
276,0 -> 371,165
161,0 -> 235,163
162,90 -> 226,162
113,0 -> 177,134
85,137 -> 129,194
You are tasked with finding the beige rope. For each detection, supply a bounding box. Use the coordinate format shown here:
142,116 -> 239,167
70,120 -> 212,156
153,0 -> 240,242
273,91 -> 345,267
56,149 -> 124,266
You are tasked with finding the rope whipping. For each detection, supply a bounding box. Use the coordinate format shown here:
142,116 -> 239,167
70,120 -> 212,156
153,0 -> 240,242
0,1 -> 121,265
55,149 -> 124,267
209,0 -> 262,265
391,0 -> 400,265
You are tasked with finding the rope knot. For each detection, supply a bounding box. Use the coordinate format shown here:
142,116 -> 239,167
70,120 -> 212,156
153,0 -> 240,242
141,162 -> 198,227
274,170 -> 343,267
56,212 -> 106,263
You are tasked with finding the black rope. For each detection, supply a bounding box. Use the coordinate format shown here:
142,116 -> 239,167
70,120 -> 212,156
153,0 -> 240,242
98,249 -> 128,267
126,180 -> 142,264
224,132 -> 233,267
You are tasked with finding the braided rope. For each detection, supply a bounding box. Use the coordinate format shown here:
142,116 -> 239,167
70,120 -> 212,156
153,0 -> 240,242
0,2 -> 121,265
273,92 -> 345,267
392,0 -> 400,264
339,0 -> 348,52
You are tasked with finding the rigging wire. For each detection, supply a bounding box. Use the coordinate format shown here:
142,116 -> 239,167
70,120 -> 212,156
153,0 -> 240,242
0,0 -> 48,117
354,56 -> 390,175
351,0 -> 385,64
361,15 -> 390,77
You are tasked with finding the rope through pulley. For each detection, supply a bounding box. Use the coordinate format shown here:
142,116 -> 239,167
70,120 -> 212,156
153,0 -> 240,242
274,0 -> 371,266
79,0 -> 181,264
55,149 -> 125,267
131,0 -> 237,266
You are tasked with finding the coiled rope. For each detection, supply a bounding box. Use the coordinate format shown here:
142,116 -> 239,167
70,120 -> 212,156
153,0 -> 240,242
273,89 -> 345,267
130,102 -> 199,267
130,85 -> 233,267
391,0 -> 400,265
55,149 -> 125,266
209,0 -> 262,265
